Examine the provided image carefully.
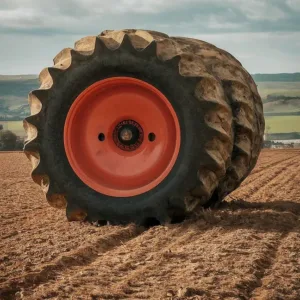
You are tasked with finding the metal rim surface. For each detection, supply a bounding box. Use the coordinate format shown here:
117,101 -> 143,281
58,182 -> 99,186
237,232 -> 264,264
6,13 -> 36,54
64,77 -> 181,197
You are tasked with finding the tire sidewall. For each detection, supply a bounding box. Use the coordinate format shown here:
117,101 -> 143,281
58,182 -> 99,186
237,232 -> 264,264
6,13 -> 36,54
42,50 -> 206,223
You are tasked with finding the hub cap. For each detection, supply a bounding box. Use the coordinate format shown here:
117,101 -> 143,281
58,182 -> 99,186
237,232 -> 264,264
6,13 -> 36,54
64,77 -> 181,197
113,119 -> 144,151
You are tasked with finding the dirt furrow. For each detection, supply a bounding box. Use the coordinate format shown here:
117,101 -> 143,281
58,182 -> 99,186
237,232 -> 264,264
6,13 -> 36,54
25,223 -> 204,299
224,157 -> 300,215
238,152 -> 299,189
248,162 -> 300,299
229,156 -> 300,201
0,211 -> 123,282
29,210 -> 299,300
224,156 -> 300,299
247,159 -> 300,203
250,227 -> 300,300
0,225 -> 143,299
106,228 -> 280,300
247,150 -> 299,177
0,206 -> 64,241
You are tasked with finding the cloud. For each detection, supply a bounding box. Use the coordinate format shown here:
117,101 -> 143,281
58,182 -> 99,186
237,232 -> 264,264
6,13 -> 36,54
207,15 -> 242,30
192,32 -> 300,73
0,0 -> 298,35
231,0 -> 287,21
0,0 -> 299,74
286,0 -> 300,11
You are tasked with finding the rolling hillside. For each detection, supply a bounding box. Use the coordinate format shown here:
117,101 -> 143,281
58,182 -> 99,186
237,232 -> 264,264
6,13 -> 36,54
255,77 -> 300,138
252,72 -> 300,82
1,73 -> 300,139
0,75 -> 38,121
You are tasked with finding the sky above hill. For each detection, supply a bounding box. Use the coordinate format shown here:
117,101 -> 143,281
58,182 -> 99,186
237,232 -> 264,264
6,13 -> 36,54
0,0 -> 300,74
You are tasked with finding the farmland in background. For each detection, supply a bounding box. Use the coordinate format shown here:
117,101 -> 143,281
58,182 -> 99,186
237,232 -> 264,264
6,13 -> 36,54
0,75 -> 38,139
0,75 -> 38,121
1,121 -> 25,137
1,73 -> 300,140
257,81 -> 300,99
264,116 -> 300,133
256,80 -> 300,138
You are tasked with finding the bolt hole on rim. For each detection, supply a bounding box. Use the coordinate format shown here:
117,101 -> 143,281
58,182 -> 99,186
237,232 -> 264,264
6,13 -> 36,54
98,133 -> 105,141
148,132 -> 156,142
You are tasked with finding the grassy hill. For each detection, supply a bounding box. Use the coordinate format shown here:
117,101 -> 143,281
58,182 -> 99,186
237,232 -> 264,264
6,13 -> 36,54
257,82 -> 300,99
252,73 -> 300,82
257,82 -> 300,114
256,81 -> 300,138
1,73 -> 300,139
0,75 -> 39,121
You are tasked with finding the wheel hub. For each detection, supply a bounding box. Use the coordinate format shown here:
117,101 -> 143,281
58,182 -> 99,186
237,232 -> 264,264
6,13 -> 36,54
64,77 -> 181,197
120,128 -> 132,141
113,119 -> 144,151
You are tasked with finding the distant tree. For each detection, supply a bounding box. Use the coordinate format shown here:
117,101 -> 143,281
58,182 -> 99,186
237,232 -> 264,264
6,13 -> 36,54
0,130 -> 17,150
0,124 -> 3,131
15,137 -> 25,151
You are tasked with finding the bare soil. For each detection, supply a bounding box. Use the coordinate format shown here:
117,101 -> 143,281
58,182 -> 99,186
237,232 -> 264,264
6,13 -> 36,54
1,149 -> 300,300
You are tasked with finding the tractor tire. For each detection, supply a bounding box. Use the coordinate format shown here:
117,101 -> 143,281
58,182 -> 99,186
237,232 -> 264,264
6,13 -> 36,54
23,29 -> 264,226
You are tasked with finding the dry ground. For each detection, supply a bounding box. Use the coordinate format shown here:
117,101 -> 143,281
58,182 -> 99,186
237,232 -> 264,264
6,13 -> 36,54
1,149 -> 300,300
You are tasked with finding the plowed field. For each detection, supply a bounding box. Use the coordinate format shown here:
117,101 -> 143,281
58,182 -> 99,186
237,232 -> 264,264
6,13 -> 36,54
1,149 -> 300,300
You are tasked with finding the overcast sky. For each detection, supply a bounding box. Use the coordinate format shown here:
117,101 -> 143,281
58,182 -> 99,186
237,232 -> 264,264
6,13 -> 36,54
0,0 -> 300,75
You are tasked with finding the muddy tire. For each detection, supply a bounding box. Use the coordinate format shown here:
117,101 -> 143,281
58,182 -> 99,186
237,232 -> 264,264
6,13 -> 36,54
24,29 -> 264,225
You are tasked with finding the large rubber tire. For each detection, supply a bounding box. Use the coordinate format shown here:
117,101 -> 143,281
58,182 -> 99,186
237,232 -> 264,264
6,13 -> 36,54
23,29 -> 264,225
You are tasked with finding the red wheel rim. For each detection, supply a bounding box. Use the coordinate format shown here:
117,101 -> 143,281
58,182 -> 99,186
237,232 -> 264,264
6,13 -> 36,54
64,77 -> 181,197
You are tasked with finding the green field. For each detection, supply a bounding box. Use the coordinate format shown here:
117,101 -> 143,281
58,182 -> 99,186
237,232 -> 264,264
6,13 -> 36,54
0,75 -> 37,122
265,116 -> 300,133
257,82 -> 300,99
1,121 -> 25,137
263,99 -> 300,113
